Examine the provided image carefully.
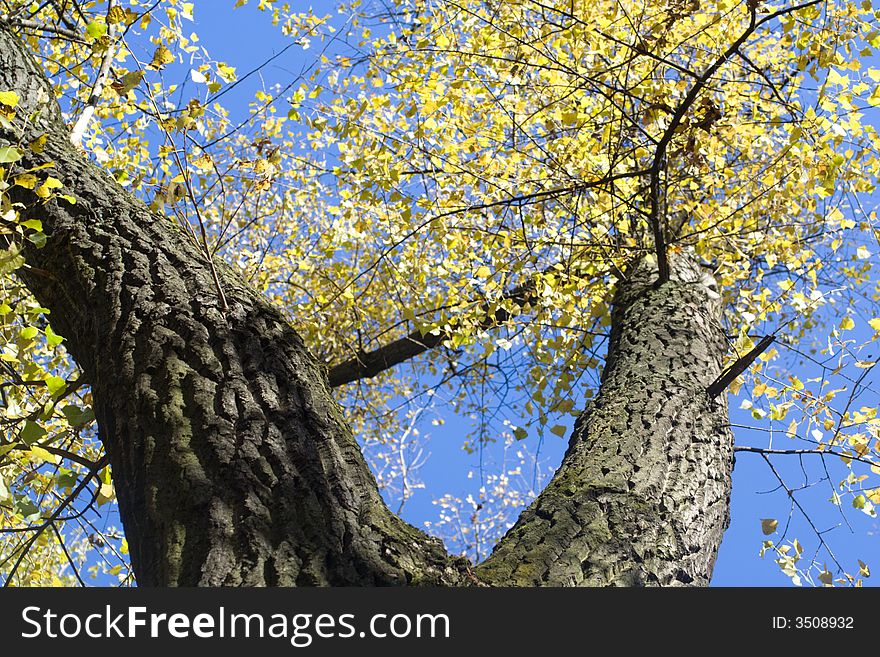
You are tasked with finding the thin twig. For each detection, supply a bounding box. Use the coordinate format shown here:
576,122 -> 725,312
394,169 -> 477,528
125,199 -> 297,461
2,454 -> 107,587
50,522 -> 86,586
734,445 -> 879,469
758,452 -> 848,581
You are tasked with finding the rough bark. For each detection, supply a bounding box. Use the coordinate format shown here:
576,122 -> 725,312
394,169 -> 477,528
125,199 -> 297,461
1,25 -> 733,587
477,258 -> 734,586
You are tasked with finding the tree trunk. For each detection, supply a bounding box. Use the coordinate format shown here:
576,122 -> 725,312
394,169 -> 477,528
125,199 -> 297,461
477,258 -> 734,586
1,25 -> 733,586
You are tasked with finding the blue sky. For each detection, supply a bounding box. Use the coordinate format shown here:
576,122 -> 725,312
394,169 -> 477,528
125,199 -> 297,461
184,0 -> 879,586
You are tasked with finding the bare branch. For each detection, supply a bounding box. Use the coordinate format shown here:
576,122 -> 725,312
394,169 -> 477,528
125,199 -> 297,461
734,445 -> 879,469
649,5 -> 760,283
0,16 -> 85,43
328,272 -> 542,388
707,334 -> 775,398
69,0 -> 119,148
50,522 -> 86,586
10,443 -> 103,470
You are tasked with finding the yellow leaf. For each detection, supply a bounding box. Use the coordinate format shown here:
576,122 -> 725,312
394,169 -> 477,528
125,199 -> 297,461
149,44 -> 175,69
14,174 -> 37,189
0,90 -> 19,107
216,62 -> 237,83
192,153 -> 213,171
29,134 -> 46,153
826,68 -> 849,86
840,316 -> 855,330
761,518 -> 778,535
29,446 -> 58,464
35,176 -> 63,199
111,70 -> 144,96
107,5 -> 127,24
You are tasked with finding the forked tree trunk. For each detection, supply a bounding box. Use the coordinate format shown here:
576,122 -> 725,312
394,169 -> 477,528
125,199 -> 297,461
0,25 -> 733,587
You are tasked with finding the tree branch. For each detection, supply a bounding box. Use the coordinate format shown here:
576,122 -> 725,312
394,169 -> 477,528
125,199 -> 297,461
328,258 -> 615,387
10,443 -> 103,470
328,276 -> 541,387
0,23 -> 475,586
707,334 -> 775,398
734,445 -> 879,469
649,4 -> 759,283
68,0 -> 119,147
0,16 -> 86,43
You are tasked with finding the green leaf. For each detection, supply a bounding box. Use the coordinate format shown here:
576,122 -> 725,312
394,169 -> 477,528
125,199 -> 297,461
29,445 -> 57,464
45,325 -> 64,347
27,232 -> 47,248
62,405 -> 94,426
45,375 -> 66,397
85,21 -> 108,39
20,420 -> 46,445
14,497 -> 40,520
0,146 -> 22,163
513,426 -> 528,440
56,470 -> 77,488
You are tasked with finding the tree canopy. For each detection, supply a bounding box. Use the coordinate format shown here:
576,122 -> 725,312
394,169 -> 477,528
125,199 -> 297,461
1,0 -> 879,586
